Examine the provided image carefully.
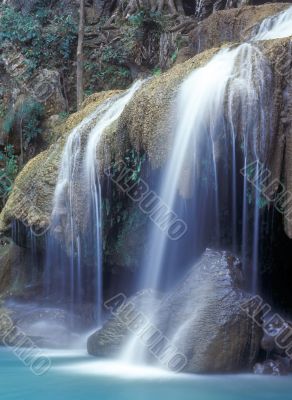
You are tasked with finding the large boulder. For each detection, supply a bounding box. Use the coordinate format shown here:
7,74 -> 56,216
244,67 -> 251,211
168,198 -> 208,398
156,249 -> 261,373
88,249 -> 262,373
87,289 -> 161,358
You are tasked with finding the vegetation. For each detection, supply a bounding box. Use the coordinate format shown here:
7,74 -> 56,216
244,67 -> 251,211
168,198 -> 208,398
0,4 -> 77,74
3,99 -> 44,150
2,98 -> 44,169
84,10 -> 166,93
103,149 -> 148,267
0,145 -> 18,206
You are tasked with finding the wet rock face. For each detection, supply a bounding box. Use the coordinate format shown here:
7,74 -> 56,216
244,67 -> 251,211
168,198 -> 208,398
192,0 -> 283,20
254,358 -> 290,376
255,317 -> 292,375
0,236 -> 33,295
261,318 -> 292,355
87,289 -> 161,358
88,249 -> 262,373
190,3 -> 291,54
155,249 -> 261,373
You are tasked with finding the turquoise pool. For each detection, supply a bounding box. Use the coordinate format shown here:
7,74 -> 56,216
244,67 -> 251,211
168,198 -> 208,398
0,348 -> 291,400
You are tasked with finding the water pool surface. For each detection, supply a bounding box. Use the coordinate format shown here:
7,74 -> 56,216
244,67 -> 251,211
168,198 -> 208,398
0,348 -> 291,400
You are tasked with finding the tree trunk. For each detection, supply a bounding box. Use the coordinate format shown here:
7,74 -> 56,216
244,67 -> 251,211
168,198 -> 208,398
77,0 -> 85,110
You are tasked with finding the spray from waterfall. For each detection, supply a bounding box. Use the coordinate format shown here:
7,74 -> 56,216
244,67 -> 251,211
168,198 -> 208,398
121,5 -> 292,364
44,81 -> 143,328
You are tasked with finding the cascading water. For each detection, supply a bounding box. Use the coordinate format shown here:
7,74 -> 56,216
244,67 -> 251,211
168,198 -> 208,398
140,44 -> 270,292
253,5 -> 292,41
122,43 -> 272,363
44,81 -> 143,329
122,6 -> 292,365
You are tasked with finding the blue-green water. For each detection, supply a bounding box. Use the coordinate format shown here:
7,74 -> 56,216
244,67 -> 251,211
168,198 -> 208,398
0,348 -> 291,400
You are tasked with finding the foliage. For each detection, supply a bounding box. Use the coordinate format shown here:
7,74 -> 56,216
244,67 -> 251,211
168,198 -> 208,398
20,100 -> 44,148
0,6 -> 40,44
152,67 -> 161,76
115,10 -> 165,65
0,5 -> 77,73
128,10 -> 166,29
3,99 -> 44,149
104,148 -> 146,226
85,9 -> 165,93
2,145 -> 18,180
0,145 -> 18,203
84,61 -> 131,93
58,111 -> 69,121
102,148 -> 147,265
0,103 -> 6,119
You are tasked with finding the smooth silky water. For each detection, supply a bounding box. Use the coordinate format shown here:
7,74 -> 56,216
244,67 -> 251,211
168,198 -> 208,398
1,348 -> 292,400
122,5 -> 292,363
44,80 -> 143,327
2,6 -> 292,400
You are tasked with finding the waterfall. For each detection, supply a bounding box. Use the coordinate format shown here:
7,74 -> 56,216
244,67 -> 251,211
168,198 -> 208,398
121,43 -> 272,364
139,41 -> 272,295
44,81 -> 143,328
121,6 -> 292,365
253,5 -> 292,41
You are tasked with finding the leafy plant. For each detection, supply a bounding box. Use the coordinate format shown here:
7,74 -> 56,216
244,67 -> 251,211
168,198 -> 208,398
0,4 -> 77,74
0,6 -> 40,44
102,149 -> 148,266
19,99 -> 44,148
152,67 -> 161,76
0,145 -> 18,204
0,103 -> 6,119
3,99 -> 44,150
3,145 -> 18,180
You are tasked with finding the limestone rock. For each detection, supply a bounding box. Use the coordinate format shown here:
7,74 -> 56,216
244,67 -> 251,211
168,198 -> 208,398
191,3 -> 291,54
0,236 -> 32,295
0,33 -> 291,244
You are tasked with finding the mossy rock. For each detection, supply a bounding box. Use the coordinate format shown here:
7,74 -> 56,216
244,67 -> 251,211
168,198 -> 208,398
0,90 -> 121,233
0,35 -> 291,241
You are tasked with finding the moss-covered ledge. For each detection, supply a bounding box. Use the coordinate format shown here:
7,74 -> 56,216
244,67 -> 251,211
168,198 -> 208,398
0,90 -> 121,234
